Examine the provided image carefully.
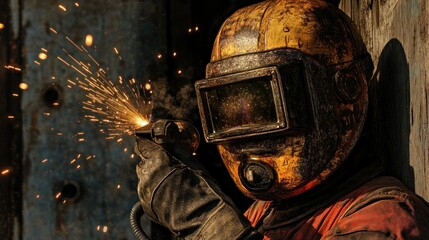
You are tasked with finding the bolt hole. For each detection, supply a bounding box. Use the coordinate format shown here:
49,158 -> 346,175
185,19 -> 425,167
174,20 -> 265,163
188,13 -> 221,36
59,181 -> 81,203
42,84 -> 63,107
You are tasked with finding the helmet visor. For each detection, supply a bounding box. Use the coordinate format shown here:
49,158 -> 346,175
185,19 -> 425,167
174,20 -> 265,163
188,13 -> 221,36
195,66 -> 289,143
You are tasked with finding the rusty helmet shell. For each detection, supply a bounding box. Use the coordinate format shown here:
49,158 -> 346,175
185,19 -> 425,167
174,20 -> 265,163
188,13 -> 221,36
205,0 -> 373,200
211,0 -> 367,65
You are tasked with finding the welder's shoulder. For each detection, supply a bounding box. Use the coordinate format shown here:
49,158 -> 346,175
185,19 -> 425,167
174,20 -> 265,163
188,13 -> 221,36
323,176 -> 429,240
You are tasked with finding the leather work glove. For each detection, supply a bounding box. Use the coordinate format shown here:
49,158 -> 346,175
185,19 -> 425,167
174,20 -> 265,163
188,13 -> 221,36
135,138 -> 262,239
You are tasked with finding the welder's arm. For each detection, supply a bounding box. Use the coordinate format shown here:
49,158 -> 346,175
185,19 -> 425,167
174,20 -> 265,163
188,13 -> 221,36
135,138 -> 262,240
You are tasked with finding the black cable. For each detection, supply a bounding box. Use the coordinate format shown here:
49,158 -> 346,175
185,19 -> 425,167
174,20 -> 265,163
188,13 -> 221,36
130,201 -> 151,240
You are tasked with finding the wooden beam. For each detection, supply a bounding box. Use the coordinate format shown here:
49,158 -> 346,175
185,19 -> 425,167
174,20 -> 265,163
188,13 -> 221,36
340,0 -> 429,201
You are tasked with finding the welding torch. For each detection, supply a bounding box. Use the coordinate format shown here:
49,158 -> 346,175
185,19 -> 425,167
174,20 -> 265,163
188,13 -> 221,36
134,119 -> 200,154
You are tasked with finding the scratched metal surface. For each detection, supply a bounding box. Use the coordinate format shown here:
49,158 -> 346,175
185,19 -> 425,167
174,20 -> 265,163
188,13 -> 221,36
20,0 -> 166,239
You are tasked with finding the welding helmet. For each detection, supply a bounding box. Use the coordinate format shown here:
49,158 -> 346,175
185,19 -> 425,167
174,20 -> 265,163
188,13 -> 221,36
195,0 -> 374,200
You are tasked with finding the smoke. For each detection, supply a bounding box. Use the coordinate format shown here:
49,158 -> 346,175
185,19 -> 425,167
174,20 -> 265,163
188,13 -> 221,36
150,78 -> 199,121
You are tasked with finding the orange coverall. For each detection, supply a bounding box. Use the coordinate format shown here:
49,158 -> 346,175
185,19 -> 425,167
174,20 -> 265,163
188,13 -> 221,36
245,176 -> 429,239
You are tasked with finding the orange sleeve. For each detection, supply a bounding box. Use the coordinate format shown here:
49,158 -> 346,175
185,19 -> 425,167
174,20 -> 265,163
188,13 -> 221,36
323,193 -> 429,239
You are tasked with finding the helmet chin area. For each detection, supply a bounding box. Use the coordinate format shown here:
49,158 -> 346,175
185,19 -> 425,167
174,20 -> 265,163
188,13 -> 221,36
239,160 -> 276,192
217,135 -> 316,200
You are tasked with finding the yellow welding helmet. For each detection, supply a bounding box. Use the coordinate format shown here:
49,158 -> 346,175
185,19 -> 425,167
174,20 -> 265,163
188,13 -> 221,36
195,0 -> 374,200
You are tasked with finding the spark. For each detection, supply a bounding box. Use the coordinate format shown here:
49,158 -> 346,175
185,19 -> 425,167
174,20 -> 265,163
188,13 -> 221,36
85,34 -> 93,46
59,5 -> 67,11
19,82 -> 29,90
75,2 -> 80,7
65,36 -> 83,52
57,56 -> 71,66
49,33 -> 153,142
71,65 -> 88,78
195,26 -> 199,31
34,60 -> 41,65
178,69 -> 182,74
113,48 -> 123,61
55,192 -> 61,199
188,28 -> 192,33
42,159 -> 48,163
157,54 -> 162,59
135,117 -> 149,127
77,165 -> 81,169
39,53 -> 48,60
173,52 -> 177,57
0,23 -> 4,29
12,93 -> 19,97
36,195 -> 40,199
1,169 -> 10,175
5,65 -> 22,71
117,185 -> 121,189
68,79 -> 77,85
103,226 -> 108,233
7,116 -> 14,119
49,28 -> 58,34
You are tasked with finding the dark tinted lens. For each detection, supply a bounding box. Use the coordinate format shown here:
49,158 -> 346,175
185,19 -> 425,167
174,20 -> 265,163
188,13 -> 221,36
203,76 -> 277,133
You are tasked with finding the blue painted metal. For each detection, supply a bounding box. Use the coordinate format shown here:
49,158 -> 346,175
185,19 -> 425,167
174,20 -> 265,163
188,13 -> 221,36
21,1 -> 166,239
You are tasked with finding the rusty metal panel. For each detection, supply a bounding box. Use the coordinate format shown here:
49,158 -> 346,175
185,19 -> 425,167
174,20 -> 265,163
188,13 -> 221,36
21,0 -> 166,239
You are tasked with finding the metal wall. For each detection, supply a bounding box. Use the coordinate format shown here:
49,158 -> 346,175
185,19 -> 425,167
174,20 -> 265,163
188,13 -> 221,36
20,0 -> 166,239
0,0 -> 259,239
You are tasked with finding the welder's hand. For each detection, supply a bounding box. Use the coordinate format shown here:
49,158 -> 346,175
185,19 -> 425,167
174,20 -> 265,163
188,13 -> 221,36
135,138 -> 262,240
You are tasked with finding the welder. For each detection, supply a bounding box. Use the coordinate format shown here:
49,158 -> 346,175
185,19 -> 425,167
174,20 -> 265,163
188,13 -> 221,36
134,0 -> 429,239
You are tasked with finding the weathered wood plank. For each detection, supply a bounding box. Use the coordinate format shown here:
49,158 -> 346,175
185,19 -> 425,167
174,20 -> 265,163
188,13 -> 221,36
340,0 -> 429,201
